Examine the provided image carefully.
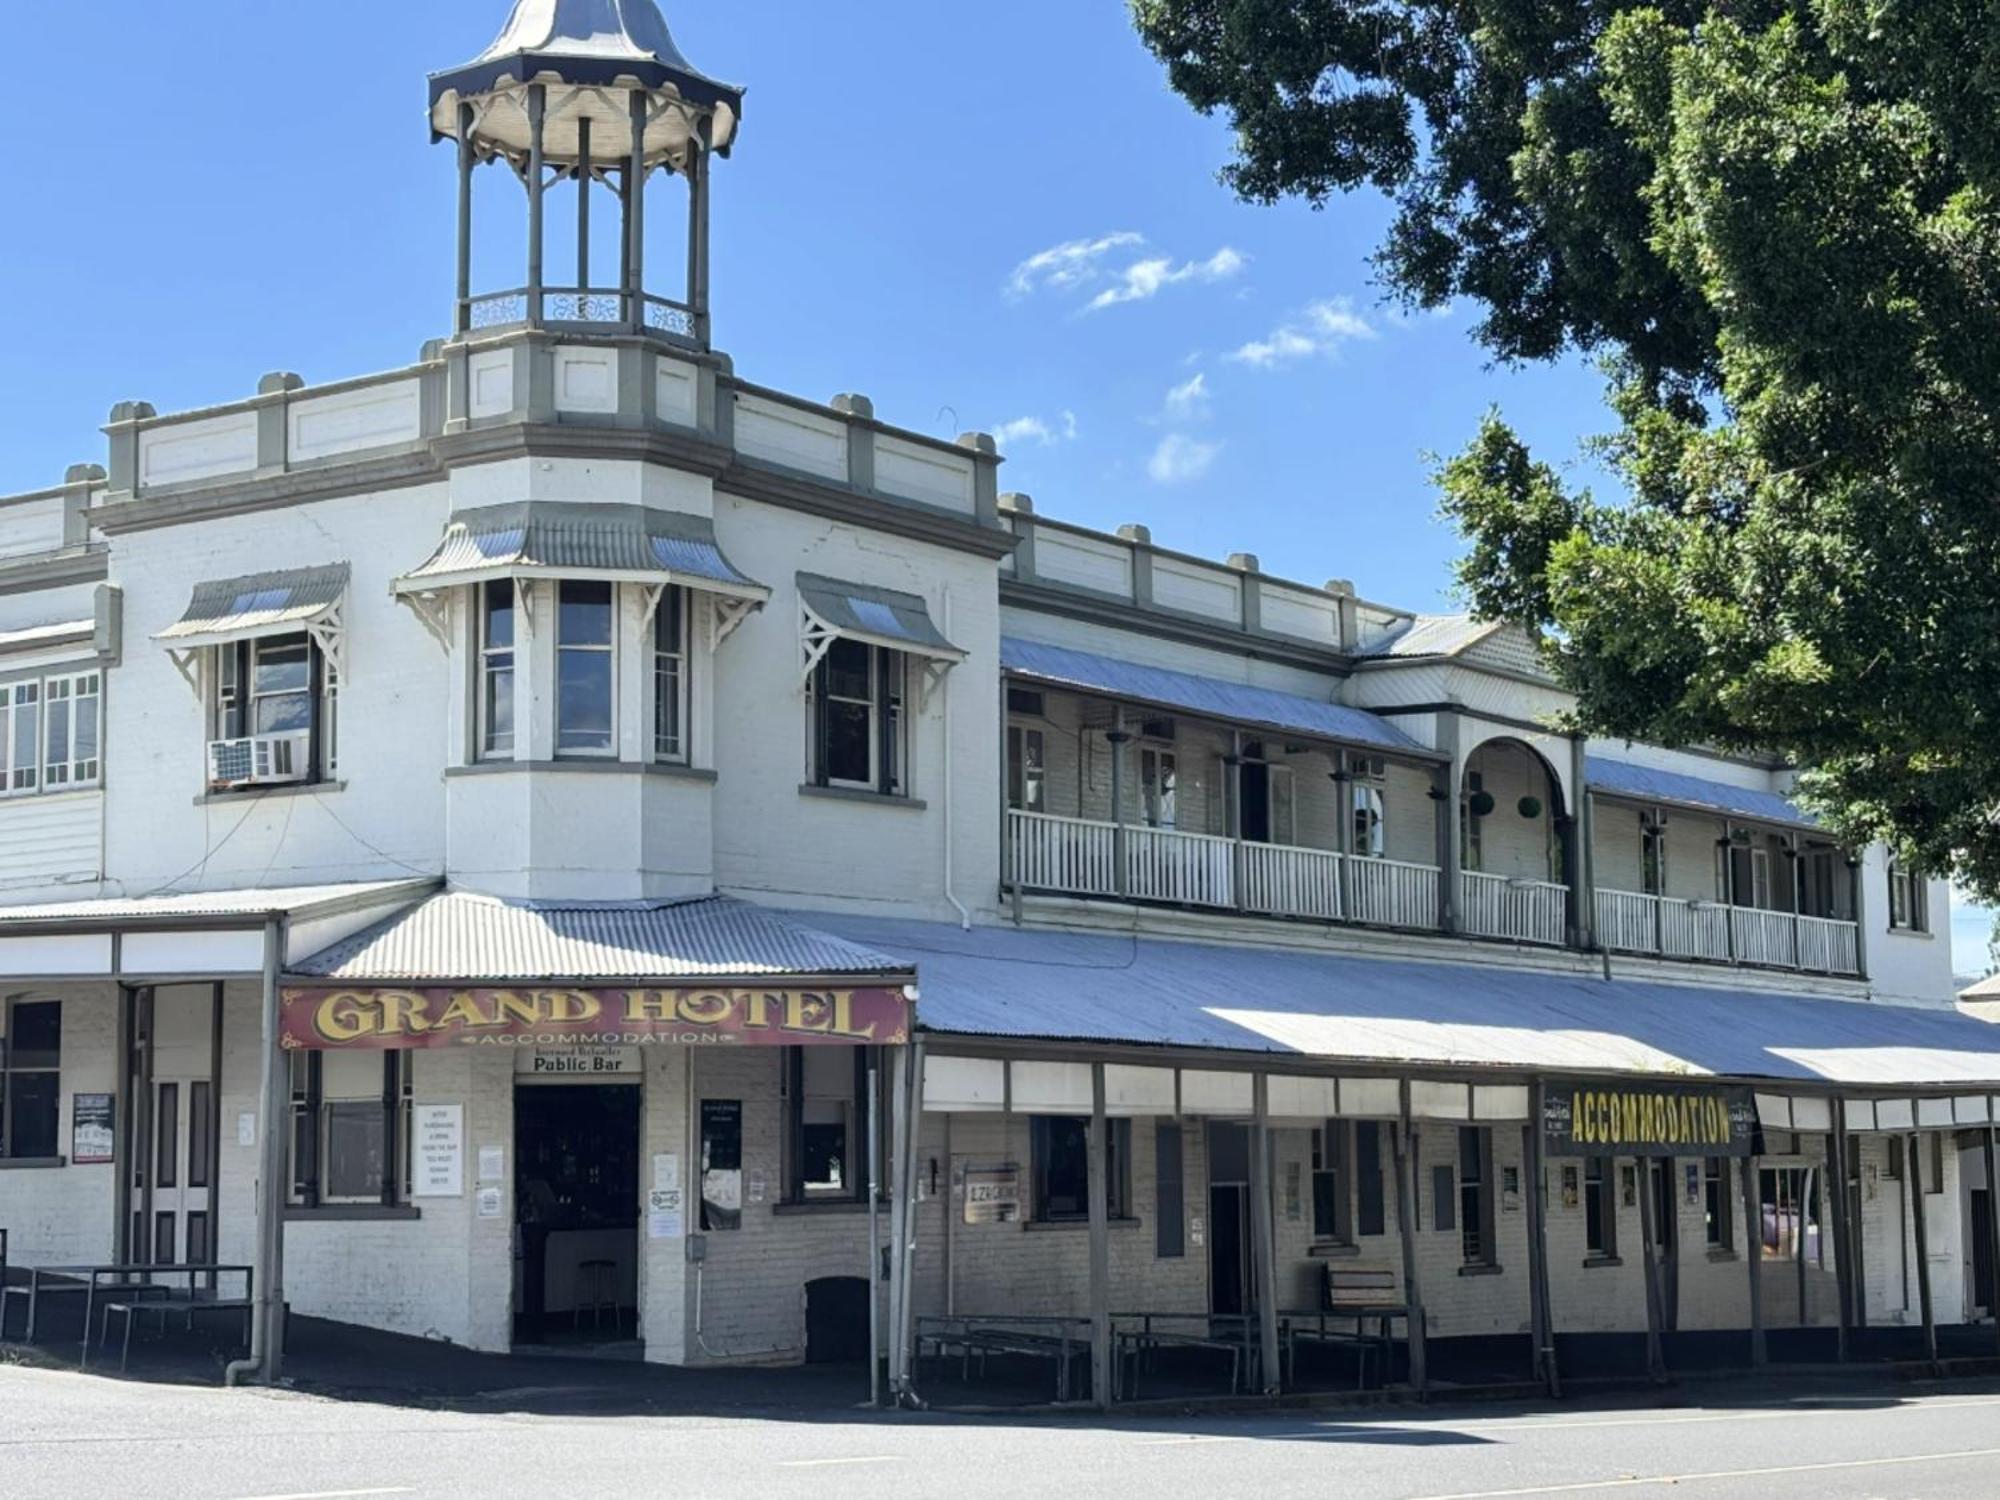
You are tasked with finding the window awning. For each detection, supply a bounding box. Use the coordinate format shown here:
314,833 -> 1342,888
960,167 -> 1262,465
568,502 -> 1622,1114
798,573 -> 965,706
1586,755 -> 1814,830
392,502 -> 767,600
153,563 -> 350,684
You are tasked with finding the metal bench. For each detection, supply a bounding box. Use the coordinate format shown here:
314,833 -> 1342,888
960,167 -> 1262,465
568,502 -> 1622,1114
1113,1313 -> 1251,1399
99,1289 -> 254,1372
1280,1263 -> 1411,1389
916,1315 -> 1090,1402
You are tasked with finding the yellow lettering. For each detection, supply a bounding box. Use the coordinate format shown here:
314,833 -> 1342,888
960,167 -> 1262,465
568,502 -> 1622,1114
375,990 -> 430,1037
677,991 -> 734,1025
624,990 -> 674,1022
827,991 -> 876,1041
784,991 -> 832,1033
314,991 -> 373,1044
433,991 -> 488,1031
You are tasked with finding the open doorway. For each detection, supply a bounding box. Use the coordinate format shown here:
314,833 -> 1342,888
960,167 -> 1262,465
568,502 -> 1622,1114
1647,1158 -> 1680,1331
1208,1122 -> 1253,1318
513,1082 -> 641,1351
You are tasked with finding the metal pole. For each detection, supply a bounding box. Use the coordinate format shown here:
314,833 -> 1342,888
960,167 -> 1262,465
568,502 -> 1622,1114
526,84 -> 547,327
897,1039 -> 925,1402
1108,711 -> 1129,898
867,1061 -> 881,1407
1088,1061 -> 1112,1408
1393,1080 -> 1427,1395
1637,1158 -> 1667,1382
455,102 -> 475,334
1248,1074 -> 1281,1395
1985,1126 -> 2000,1354
112,986 -> 133,1264
687,115 -> 713,345
227,919 -> 287,1385
627,88 -> 647,331
885,1046 -> 907,1396
576,115 -> 592,298
1525,1081 -> 1558,1396
1909,1132 -> 1938,1372
1741,1154 -> 1766,1366
1228,730 -> 1245,913
1826,1120 -> 1853,1361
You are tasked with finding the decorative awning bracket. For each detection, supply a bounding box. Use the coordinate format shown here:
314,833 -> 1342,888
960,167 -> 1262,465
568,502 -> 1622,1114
712,596 -> 757,651
396,591 -> 453,655
167,649 -> 201,701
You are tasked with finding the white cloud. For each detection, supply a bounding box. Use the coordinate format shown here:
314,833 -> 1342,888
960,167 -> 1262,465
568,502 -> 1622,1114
992,410 -> 1080,449
1088,247 -> 1247,312
1228,296 -> 1378,366
1148,433 -> 1221,485
1163,372 -> 1210,422
1005,232 -> 1143,298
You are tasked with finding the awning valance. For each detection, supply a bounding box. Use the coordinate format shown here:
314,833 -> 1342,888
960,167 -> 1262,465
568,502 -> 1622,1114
153,563 -> 350,683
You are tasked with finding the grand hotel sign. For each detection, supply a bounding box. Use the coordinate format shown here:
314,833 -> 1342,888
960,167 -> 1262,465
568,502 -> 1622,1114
280,985 -> 910,1051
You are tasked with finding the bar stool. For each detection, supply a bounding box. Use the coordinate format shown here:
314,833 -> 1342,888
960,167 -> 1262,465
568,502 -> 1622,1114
575,1259 -> 618,1335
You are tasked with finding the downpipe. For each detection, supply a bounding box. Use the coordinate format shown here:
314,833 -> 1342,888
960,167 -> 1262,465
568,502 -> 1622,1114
940,589 -> 970,931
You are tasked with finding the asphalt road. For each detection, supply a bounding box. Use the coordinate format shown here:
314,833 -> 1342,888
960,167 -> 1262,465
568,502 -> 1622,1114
10,1366 -> 2000,1500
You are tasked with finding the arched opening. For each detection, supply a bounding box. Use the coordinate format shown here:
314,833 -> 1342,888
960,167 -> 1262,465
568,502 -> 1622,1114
1460,738 -> 1571,945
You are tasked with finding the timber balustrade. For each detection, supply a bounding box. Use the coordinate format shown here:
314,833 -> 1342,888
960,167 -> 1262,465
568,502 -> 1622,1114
1593,887 -> 1860,976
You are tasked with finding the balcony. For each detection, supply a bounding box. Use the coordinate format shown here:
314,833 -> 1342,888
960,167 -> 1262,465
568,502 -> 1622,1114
1594,888 -> 1860,976
1007,810 -> 1557,944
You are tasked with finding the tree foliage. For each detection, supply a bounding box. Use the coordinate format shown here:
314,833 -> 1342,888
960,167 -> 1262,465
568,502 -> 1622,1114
1134,0 -> 2000,896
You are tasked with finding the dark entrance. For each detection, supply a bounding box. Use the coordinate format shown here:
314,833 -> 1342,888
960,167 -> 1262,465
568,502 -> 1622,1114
1974,1189 -> 1996,1317
805,1276 -> 871,1363
1208,1122 -> 1253,1316
514,1083 -> 641,1347
1648,1158 -> 1680,1331
1241,758 -> 1272,846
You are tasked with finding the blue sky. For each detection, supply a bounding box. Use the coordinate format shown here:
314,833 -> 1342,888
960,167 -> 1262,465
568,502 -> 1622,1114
1,1 -> 1984,973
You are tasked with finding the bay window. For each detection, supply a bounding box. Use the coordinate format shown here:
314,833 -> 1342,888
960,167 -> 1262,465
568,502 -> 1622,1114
478,579 -> 516,759
0,671 -> 101,795
556,580 -> 615,756
654,584 -> 688,763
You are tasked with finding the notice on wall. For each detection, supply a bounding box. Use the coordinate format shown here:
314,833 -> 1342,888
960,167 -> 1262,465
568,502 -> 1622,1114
700,1100 -> 743,1232
476,1186 -> 503,1219
238,1112 -> 257,1148
71,1093 -> 114,1165
413,1104 -> 464,1198
1284,1161 -> 1303,1222
963,1164 -> 1022,1225
478,1146 -> 505,1184
649,1210 -> 684,1240
653,1154 -> 680,1192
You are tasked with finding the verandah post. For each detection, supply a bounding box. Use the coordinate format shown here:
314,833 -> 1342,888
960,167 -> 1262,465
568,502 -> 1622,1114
1985,1125 -> 2000,1355
1636,1156 -> 1667,1382
1088,1061 -> 1112,1409
1740,1154 -> 1766,1366
1394,1079 -> 1428,1395
1525,1080 -> 1559,1396
1249,1073 -> 1281,1395
1909,1130 -> 1939,1373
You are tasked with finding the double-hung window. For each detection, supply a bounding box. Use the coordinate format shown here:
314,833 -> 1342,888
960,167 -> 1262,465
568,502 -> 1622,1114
1353,784 -> 1386,858
288,1050 -> 411,1207
1031,1115 -> 1130,1222
1140,746 -> 1177,828
0,999 -> 61,1161
212,635 -> 331,783
1007,724 -> 1046,813
1888,861 -> 1928,933
556,581 -> 615,757
1458,1126 -> 1496,1266
1585,1158 -> 1617,1259
1311,1119 -> 1353,1246
809,638 -> 905,794
1702,1158 -> 1732,1249
654,584 -> 688,763
1641,816 -> 1667,896
783,1047 -> 876,1204
478,580 -> 516,759
0,672 -> 101,796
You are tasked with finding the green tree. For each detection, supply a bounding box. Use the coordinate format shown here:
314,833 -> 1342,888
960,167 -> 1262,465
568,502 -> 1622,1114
1134,1 -> 2000,895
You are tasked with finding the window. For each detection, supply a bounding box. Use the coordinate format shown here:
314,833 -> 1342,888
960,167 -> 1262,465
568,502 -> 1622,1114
1007,687 -> 1045,717
1031,1115 -> 1130,1222
479,579 -> 516,758
652,584 -> 688,762
556,580 -> 615,756
1458,1126 -> 1495,1266
1354,1121 -> 1386,1235
1353,784 -> 1386,858
0,999 -> 60,1160
1641,816 -> 1667,896
212,635 -> 332,783
1140,747 -> 1176,828
1311,1119 -> 1352,1245
1889,862 -> 1929,933
0,673 -> 101,796
784,1047 -> 873,1203
809,638 -> 905,794
1007,724 -> 1046,813
1585,1158 -> 1617,1258
1703,1158 -> 1732,1249
1759,1167 -> 1822,1264
288,1050 -> 410,1206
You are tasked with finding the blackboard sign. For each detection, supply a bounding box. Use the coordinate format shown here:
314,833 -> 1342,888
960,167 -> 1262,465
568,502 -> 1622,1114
701,1099 -> 743,1231
1543,1082 -> 1758,1158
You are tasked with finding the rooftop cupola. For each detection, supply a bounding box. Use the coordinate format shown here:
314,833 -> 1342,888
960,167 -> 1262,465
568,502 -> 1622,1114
429,0 -> 742,348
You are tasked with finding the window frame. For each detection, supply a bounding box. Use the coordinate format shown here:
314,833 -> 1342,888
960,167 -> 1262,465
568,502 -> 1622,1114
0,997 -> 61,1162
287,1050 -> 411,1208
1457,1125 -> 1496,1267
1585,1156 -> 1618,1260
1311,1118 -> 1353,1247
554,579 -> 618,760
809,639 -> 907,796
1702,1157 -> 1733,1250
1139,745 -> 1177,829
1888,861 -> 1929,933
653,583 -> 689,764
209,633 -> 329,787
1640,816 -> 1667,897
1030,1114 -> 1131,1224
1353,783 -> 1387,859
1007,722 -> 1047,814
477,578 -> 518,761
0,670 -> 103,798
782,1045 -> 878,1206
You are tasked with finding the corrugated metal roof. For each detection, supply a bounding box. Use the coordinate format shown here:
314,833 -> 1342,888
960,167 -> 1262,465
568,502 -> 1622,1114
1001,636 -> 1421,754
1588,755 -> 1810,828
154,564 -> 348,645
291,892 -> 912,983
0,618 -> 93,655
1353,613 -> 1504,660
395,503 -> 766,599
0,879 -> 433,925
800,913 -> 2000,1088
799,574 -> 964,662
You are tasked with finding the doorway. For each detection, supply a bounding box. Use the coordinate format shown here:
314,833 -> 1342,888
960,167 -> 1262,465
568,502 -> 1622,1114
1647,1158 -> 1679,1331
513,1083 -> 641,1348
126,986 -> 221,1265
1973,1184 -> 1996,1319
1207,1122 -> 1253,1318
1238,745 -> 1294,848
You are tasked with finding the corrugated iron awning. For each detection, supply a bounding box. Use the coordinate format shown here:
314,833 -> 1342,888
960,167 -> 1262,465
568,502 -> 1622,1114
798,574 -> 965,664
1587,755 -> 1812,830
154,564 -> 348,650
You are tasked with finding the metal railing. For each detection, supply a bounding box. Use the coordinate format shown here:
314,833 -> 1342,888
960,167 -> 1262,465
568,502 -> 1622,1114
1594,888 -> 1860,975
461,287 -> 698,339
1460,870 -> 1568,947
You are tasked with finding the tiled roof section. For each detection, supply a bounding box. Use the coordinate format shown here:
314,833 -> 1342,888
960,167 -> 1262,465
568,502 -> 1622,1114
0,879 -> 433,924
1587,756 -> 1812,828
1001,636 -> 1421,754
804,912 -> 2000,1088
290,892 -> 912,983
154,564 -> 348,643
798,574 -> 964,661
395,503 -> 765,597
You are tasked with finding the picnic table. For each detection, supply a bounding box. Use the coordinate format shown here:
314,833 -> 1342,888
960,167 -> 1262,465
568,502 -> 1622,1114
0,1263 -> 252,1367
915,1314 -> 1092,1402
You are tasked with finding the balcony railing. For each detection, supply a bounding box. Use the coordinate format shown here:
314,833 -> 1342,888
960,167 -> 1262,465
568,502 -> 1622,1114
1460,870 -> 1569,947
462,287 -> 698,340
1593,888 -> 1860,976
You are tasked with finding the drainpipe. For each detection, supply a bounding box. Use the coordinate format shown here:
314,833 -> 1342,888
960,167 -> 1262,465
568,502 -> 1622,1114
226,916 -> 287,1386
939,589 -> 970,929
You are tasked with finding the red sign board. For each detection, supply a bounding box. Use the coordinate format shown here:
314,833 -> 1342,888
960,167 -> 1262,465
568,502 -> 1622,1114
280,985 -> 910,1051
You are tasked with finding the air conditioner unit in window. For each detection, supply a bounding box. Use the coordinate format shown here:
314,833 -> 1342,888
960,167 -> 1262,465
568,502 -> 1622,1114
207,731 -> 312,788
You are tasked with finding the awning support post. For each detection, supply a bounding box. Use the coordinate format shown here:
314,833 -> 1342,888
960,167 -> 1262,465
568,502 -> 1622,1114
1393,1080 -> 1428,1396
1249,1073 -> 1281,1396
1909,1131 -> 1939,1374
1826,1115 -> 1853,1361
1524,1082 -> 1559,1397
1740,1154 -> 1766,1366
1985,1126 -> 2000,1353
1088,1061 -> 1112,1409
226,918 -> 286,1387
885,1046 -> 908,1398
867,1059 -> 881,1408
1107,710 -> 1130,899
1637,1157 -> 1668,1382
896,1038 -> 925,1405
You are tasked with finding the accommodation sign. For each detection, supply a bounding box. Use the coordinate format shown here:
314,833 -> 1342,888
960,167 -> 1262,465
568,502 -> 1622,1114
1543,1082 -> 1758,1158
279,986 -> 909,1051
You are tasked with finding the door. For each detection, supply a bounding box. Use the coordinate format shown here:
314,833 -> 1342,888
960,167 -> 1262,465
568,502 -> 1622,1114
1207,1122 -> 1253,1319
128,987 -> 218,1265
1649,1159 -> 1679,1331
1973,1189 -> 1996,1319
